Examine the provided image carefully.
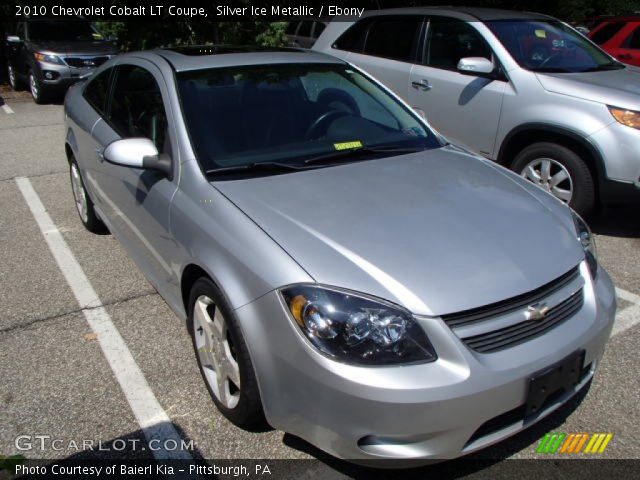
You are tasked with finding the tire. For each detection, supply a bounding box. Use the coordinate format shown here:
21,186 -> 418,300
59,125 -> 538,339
28,70 -> 48,104
188,277 -> 265,428
69,157 -> 108,234
511,142 -> 595,216
7,64 -> 24,91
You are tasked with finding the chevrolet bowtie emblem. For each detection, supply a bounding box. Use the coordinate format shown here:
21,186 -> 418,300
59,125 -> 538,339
526,303 -> 550,321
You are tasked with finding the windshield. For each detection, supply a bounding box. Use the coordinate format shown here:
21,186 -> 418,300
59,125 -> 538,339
177,63 -> 440,173
486,20 -> 622,73
27,21 -> 102,43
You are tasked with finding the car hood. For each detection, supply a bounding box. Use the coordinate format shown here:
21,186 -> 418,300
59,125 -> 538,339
30,41 -> 118,56
536,66 -> 640,110
214,148 -> 583,316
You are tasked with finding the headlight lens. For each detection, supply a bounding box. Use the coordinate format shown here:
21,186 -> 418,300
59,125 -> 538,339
608,106 -> 640,130
280,285 -> 437,366
572,211 -> 597,277
34,52 -> 64,65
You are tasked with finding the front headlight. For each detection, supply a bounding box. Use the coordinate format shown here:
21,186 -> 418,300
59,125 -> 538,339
280,285 -> 437,366
34,52 -> 64,65
572,211 -> 598,277
608,106 -> 640,130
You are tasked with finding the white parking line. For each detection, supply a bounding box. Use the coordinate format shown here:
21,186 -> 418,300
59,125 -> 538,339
15,176 -> 192,461
616,286 -> 640,306
1,104 -> 15,114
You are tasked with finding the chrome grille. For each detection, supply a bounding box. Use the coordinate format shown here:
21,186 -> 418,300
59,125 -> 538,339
63,56 -> 109,68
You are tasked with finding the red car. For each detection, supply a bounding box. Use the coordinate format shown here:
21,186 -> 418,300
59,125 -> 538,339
588,17 -> 640,66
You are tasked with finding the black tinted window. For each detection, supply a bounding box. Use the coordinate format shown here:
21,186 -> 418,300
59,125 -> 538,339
298,21 -> 313,37
424,19 -> 492,70
286,22 -> 298,35
363,18 -> 422,61
334,19 -> 371,51
109,65 -> 168,153
313,22 -> 326,39
624,26 -> 640,49
590,22 -> 625,45
83,68 -> 112,115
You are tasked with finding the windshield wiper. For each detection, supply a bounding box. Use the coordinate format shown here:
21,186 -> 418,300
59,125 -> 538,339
580,62 -> 625,72
205,161 -> 305,177
303,146 -> 427,166
532,67 -> 574,73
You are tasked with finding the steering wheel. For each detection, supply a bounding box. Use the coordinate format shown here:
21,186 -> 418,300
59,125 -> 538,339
537,52 -> 561,69
305,110 -> 350,140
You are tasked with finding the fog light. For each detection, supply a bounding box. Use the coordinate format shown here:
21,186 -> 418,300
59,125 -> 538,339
42,71 -> 59,80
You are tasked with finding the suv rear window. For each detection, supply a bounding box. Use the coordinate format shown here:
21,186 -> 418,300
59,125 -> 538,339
334,16 -> 422,62
590,22 -> 625,45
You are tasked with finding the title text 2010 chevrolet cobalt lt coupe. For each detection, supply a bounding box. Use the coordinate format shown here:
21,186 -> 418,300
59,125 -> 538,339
64,47 -> 616,463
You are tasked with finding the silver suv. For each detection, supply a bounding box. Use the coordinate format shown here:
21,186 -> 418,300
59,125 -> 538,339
314,7 -> 640,214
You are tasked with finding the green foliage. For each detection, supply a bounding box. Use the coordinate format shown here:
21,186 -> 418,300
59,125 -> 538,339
94,21 -> 288,51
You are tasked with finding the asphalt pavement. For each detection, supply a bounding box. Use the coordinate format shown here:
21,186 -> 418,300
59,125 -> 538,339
1,94 -> 639,478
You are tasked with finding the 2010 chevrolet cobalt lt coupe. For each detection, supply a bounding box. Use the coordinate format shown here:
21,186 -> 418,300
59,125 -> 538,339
64,47 -> 616,463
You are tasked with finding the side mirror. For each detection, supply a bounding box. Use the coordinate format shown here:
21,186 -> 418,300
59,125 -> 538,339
457,57 -> 495,76
6,35 -> 22,44
103,138 -> 172,179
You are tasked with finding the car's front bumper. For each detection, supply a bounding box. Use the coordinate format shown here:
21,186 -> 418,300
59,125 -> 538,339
235,262 -> 616,464
35,58 -> 112,89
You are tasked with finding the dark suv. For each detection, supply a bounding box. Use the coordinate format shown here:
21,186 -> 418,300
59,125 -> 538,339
6,20 -> 119,103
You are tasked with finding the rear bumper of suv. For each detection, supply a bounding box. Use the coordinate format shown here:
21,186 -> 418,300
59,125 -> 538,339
235,262 -> 616,464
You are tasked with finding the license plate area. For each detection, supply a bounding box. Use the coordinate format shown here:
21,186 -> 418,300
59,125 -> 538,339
525,350 -> 585,417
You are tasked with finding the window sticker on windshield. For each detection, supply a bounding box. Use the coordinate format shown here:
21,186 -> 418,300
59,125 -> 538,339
535,29 -> 547,38
334,141 -> 363,151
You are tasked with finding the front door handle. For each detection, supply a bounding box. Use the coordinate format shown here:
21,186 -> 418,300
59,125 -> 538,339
411,79 -> 432,91
618,53 -> 632,60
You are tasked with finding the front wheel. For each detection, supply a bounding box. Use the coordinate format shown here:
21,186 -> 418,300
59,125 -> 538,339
7,64 -> 24,91
69,158 -> 107,234
188,278 -> 265,428
511,142 -> 595,215
29,70 -> 49,104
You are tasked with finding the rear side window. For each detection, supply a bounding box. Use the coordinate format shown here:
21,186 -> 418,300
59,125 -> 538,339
83,68 -> 112,115
286,21 -> 299,35
624,26 -> 640,49
423,18 -> 492,70
109,65 -> 169,153
333,19 -> 371,51
334,16 -> 422,62
590,22 -> 625,45
363,18 -> 422,61
297,21 -> 313,37
313,22 -> 326,39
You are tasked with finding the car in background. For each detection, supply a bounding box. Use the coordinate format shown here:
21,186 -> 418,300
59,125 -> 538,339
285,19 -> 328,48
314,7 -> 640,215
5,19 -> 119,103
63,46 -> 615,464
588,17 -> 640,66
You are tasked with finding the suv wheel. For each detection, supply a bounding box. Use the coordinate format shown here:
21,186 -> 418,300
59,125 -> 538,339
188,277 -> 265,428
29,70 -> 48,104
512,142 -> 595,215
7,64 -> 24,90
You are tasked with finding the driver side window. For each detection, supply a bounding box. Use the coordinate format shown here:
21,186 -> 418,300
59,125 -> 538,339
109,65 -> 170,154
423,18 -> 492,70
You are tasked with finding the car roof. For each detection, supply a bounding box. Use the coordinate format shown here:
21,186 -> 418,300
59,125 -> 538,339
360,6 -> 555,22
130,45 -> 344,72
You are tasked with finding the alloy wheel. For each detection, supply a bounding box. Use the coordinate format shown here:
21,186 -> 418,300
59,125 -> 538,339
29,73 -> 39,102
193,295 -> 241,409
8,65 -> 16,89
521,157 -> 573,203
70,163 -> 88,223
